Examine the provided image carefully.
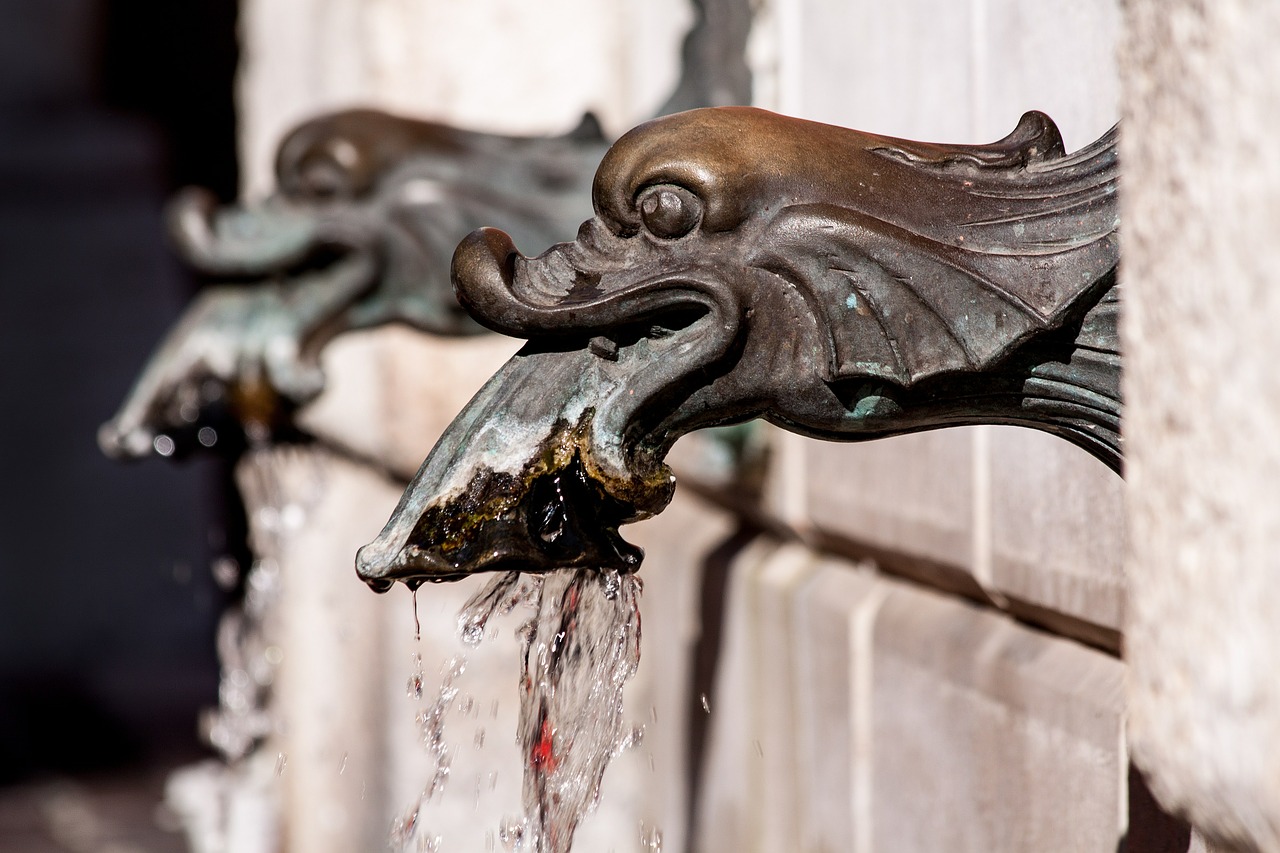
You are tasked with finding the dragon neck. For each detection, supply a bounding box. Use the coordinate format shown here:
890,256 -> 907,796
926,270 -> 1123,473
819,269 -> 1122,474
1015,275 -> 1122,472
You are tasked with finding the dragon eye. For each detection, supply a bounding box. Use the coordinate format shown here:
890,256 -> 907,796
637,184 -> 702,239
295,139 -> 364,199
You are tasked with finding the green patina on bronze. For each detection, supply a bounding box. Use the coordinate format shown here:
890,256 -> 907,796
363,106 -> 1121,586
403,410 -> 672,575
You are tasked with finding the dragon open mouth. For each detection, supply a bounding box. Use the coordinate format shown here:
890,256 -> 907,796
355,401 -> 675,589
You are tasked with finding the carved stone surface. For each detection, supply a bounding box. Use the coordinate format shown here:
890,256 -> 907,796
99,110 -> 606,459
356,106 -> 1120,587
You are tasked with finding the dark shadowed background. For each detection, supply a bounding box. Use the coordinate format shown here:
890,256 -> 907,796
0,0 -> 238,786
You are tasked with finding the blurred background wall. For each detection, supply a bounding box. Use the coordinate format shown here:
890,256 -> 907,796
0,0 -> 238,782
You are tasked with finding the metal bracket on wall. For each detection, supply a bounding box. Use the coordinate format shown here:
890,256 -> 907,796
356,106 -> 1120,588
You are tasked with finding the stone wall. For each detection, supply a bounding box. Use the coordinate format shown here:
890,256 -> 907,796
220,1 -> 1257,851
682,2 -> 1150,849
1122,3 -> 1280,851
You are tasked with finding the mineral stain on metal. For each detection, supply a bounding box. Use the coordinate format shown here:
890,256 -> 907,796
398,414 -> 654,579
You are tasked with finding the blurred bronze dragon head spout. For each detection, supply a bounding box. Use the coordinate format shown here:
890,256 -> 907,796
99,109 -> 604,459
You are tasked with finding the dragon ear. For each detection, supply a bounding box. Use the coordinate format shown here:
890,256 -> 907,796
749,203 -> 1117,386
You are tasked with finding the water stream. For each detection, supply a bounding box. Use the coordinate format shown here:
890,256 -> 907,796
395,568 -> 645,853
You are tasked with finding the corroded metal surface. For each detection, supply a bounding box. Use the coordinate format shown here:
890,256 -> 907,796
99,110 -> 606,458
358,106 -> 1120,587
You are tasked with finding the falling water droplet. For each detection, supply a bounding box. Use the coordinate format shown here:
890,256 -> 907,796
615,724 -> 645,755
210,555 -> 239,589
602,570 -> 621,600
474,727 -> 486,749
499,816 -> 527,851
408,653 -> 424,700
391,805 -> 419,848
338,752 -> 348,775
639,821 -> 663,852
275,753 -> 287,775
754,740 -> 763,758
244,419 -> 270,446
700,693 -> 711,714
412,587 -> 421,642
460,620 -> 485,647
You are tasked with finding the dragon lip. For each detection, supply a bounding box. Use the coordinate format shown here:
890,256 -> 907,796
353,542 -> 473,592
355,536 -> 640,593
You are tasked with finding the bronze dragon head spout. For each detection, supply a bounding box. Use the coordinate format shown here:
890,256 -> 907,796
357,106 -> 1120,589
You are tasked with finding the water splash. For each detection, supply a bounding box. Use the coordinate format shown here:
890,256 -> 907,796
397,568 -> 645,853
458,572 -> 541,648
456,570 -> 643,853
639,821 -> 664,852
392,653 -> 469,850
203,448 -> 323,762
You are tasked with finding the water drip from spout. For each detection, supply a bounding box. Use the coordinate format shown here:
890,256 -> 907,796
497,569 -> 645,853
393,567 -> 647,852
392,652 -> 469,850
394,569 -> 640,853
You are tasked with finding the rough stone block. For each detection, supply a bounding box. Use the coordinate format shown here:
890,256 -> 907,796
987,427 -> 1126,640
980,0 -> 1120,146
751,544 -> 822,850
791,557 -> 886,853
788,0 -> 974,139
805,429 -> 979,587
696,542 -> 893,853
871,583 -> 1127,852
693,536 -> 780,853
237,0 -> 691,196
